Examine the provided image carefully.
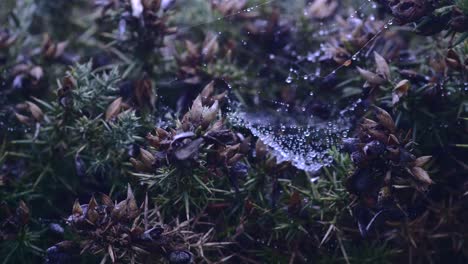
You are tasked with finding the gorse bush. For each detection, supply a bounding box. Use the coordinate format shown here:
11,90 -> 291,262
0,0 -> 467,263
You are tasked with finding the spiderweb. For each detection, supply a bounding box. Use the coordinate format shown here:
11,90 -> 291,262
172,0 -> 396,173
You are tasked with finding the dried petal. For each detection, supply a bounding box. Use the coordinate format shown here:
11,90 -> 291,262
54,41 -> 68,58
374,51 -> 391,80
101,193 -> 113,207
357,67 -> 386,85
15,112 -> 32,124
361,118 -> 378,129
201,100 -> 219,127
72,199 -> 83,216
413,156 -> 432,167
130,157 -> 147,171
86,196 -> 99,224
26,101 -> 44,122
173,131 -> 196,141
156,128 -> 169,138
126,185 -> 139,218
388,134 -> 400,145
135,77 -> 156,109
108,245 -> 116,263
139,148 -> 155,168
174,138 -> 204,161
410,166 -> 433,184
189,96 -> 203,123
200,81 -> 215,101
392,79 -> 410,105
202,34 -> 219,61
87,196 -> 96,210
105,97 -> 123,121
185,40 -> 199,58
373,106 -> 396,132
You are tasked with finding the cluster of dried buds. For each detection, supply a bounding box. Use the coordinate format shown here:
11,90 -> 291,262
1,31 -> 74,97
414,3 -> 468,35
56,74 -> 76,108
212,0 -> 291,48
14,100 -> 45,125
243,8 -> 291,50
0,201 -> 30,241
344,106 -> 432,235
356,52 -> 414,106
109,75 -> 157,119
393,48 -> 466,105
383,0 -> 429,24
323,17 -> 404,66
356,52 -> 392,87
377,0 -> 468,34
47,185 -> 192,264
97,0 -> 176,48
9,64 -> 45,92
42,34 -> 68,60
346,106 -> 433,188
176,34 -> 225,84
132,81 -> 250,176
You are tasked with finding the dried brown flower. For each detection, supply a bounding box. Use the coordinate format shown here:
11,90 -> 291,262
54,185 -> 192,263
346,105 -> 433,202
42,34 -> 68,59
14,101 -> 45,124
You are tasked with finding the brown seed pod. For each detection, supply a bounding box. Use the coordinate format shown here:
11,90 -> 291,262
373,106 -> 396,132
357,67 -> 386,85
42,34 -> 68,59
105,97 -> 123,121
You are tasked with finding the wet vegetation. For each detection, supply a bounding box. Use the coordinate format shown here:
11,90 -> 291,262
0,0 -> 467,263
